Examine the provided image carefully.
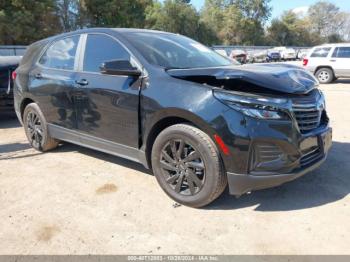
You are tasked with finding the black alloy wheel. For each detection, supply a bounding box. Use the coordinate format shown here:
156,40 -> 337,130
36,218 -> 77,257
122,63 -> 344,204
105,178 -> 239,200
23,103 -> 59,152
26,111 -> 44,149
151,124 -> 227,208
160,139 -> 206,196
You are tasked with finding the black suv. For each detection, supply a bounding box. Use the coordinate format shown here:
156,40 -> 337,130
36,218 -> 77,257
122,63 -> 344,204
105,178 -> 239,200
14,28 -> 332,207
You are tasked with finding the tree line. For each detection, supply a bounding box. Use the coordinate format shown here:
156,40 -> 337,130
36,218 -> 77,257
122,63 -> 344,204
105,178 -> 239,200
0,0 -> 349,46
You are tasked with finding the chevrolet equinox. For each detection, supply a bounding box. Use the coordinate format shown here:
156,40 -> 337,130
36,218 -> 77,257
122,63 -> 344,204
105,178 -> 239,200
13,28 -> 332,207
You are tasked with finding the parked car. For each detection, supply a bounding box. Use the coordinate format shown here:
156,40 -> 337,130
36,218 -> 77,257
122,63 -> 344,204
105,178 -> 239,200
266,49 -> 281,62
248,50 -> 268,63
0,56 -> 21,114
274,47 -> 297,61
303,43 -> 350,84
229,49 -> 247,64
14,28 -> 332,207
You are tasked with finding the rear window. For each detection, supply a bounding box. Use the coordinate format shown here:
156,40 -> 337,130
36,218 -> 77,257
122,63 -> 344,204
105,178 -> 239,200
39,35 -> 80,70
310,47 -> 331,58
332,47 -> 350,58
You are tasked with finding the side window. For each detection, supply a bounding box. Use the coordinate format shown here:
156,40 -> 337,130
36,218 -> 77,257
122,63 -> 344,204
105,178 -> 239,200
332,48 -> 338,58
310,47 -> 331,58
337,47 -> 350,58
83,34 -> 130,73
39,35 -> 80,70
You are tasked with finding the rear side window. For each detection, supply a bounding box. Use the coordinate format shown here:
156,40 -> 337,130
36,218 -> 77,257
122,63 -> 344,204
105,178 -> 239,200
332,47 -> 350,58
39,35 -> 80,70
310,47 -> 331,58
83,34 -> 130,73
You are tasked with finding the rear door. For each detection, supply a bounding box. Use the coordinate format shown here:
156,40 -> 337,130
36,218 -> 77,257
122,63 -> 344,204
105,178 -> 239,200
74,33 -> 141,147
331,47 -> 350,77
30,35 -> 81,129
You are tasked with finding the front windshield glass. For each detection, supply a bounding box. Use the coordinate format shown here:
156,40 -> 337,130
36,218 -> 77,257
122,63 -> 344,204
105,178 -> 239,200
124,32 -> 235,69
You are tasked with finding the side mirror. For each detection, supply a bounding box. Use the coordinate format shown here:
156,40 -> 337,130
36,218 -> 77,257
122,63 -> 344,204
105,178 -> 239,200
100,60 -> 141,77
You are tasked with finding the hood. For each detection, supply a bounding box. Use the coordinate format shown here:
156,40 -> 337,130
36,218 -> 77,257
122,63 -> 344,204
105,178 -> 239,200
167,64 -> 318,95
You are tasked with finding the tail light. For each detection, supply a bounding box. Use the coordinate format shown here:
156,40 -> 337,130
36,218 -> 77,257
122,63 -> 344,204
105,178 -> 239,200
303,58 -> 309,66
11,71 -> 17,80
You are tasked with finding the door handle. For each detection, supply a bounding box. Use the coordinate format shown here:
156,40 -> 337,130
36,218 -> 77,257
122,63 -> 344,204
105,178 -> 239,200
35,73 -> 43,79
75,79 -> 89,86
330,59 -> 336,62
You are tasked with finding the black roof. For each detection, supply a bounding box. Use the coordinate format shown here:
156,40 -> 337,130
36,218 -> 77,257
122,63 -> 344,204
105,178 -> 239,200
49,27 -> 175,40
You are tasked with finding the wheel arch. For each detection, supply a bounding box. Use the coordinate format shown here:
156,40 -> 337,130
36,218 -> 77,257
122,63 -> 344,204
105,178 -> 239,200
143,109 -> 216,169
20,97 -> 36,120
314,66 -> 335,76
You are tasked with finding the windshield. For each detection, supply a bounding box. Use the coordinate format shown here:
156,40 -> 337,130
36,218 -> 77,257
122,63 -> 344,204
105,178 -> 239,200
123,32 -> 234,69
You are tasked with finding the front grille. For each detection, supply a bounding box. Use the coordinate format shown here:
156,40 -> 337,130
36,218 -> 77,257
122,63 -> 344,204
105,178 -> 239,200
300,148 -> 322,166
292,103 -> 322,133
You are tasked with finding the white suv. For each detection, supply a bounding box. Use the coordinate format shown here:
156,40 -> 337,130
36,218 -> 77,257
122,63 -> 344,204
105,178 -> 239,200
274,47 -> 297,61
303,43 -> 350,84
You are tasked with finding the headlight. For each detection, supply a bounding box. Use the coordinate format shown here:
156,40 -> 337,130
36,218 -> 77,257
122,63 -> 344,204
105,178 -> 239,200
213,90 -> 290,120
238,107 -> 286,119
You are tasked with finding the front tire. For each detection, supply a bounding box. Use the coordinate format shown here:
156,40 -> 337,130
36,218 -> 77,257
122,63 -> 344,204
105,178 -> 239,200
315,68 -> 334,84
151,124 -> 227,208
23,103 -> 59,152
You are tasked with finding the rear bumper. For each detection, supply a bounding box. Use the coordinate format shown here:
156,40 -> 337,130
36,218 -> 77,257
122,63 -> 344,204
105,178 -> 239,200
227,153 -> 327,196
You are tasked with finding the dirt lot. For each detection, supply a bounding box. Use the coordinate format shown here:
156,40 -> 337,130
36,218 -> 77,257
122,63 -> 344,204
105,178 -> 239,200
0,80 -> 349,255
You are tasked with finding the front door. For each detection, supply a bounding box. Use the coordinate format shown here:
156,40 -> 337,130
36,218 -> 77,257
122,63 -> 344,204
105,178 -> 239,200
74,33 -> 141,148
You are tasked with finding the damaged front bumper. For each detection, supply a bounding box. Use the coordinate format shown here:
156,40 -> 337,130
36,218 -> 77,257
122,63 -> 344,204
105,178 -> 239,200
226,127 -> 332,196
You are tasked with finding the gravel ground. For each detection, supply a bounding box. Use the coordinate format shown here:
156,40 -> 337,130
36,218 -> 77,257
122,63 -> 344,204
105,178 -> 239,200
0,80 -> 349,255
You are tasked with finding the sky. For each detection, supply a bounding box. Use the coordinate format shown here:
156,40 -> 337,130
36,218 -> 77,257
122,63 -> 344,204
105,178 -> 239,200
188,0 -> 350,19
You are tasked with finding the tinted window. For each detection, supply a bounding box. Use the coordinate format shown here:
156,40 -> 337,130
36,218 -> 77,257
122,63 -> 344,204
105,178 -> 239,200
39,35 -> 80,70
334,47 -> 350,58
123,32 -> 233,69
311,47 -> 331,58
83,34 -> 130,72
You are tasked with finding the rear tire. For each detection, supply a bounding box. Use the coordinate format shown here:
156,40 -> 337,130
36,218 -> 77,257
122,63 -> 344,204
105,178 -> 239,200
151,124 -> 227,208
23,103 -> 59,152
315,68 -> 334,84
